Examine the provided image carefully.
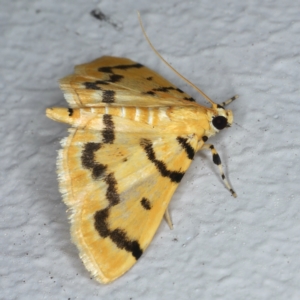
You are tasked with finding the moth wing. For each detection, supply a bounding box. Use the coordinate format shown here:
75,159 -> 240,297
58,128 -> 197,283
60,56 -> 197,108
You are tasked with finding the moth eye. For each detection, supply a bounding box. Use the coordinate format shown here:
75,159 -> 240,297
212,116 -> 228,130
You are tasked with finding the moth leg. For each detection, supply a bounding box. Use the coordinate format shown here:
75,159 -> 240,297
202,144 -> 237,197
220,95 -> 239,107
164,207 -> 173,230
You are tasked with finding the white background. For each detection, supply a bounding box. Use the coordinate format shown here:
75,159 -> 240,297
1,0 -> 299,299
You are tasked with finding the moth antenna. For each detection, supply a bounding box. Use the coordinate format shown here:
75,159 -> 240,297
137,11 -> 216,106
220,95 -> 239,107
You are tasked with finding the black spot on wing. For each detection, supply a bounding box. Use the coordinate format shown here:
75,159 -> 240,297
102,114 -> 115,143
140,198 -> 151,210
140,139 -> 184,183
68,108 -> 73,116
146,76 -> 153,81
81,143 -> 107,179
202,136 -> 208,142
176,137 -> 195,160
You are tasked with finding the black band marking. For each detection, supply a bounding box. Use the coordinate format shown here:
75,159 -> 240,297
102,114 -> 115,143
104,173 -> 120,206
84,81 -> 105,90
94,185 -> 143,260
97,66 -> 112,73
114,63 -> 143,70
98,63 -> 143,74
94,208 -> 110,238
82,142 -> 142,259
176,137 -> 195,160
94,209 -> 143,260
102,90 -> 115,103
213,153 -> 221,165
140,139 -> 184,183
222,174 -> 225,179
140,198 -> 151,210
144,91 -> 156,96
81,143 -> 107,179
183,97 -> 196,102
68,108 -> 73,116
108,74 -> 124,83
110,229 -> 143,260
84,75 -> 123,90
152,86 -> 183,94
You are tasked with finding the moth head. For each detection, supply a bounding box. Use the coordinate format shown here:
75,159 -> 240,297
206,104 -> 233,137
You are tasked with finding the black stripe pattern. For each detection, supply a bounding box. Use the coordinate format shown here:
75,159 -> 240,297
140,138 -> 184,183
102,114 -> 115,144
81,140 -> 143,259
176,137 -> 195,160
84,75 -> 124,89
143,85 -> 196,102
152,86 -> 184,93
94,172 -> 143,260
102,90 -> 115,103
81,143 -> 107,179
98,63 -> 144,73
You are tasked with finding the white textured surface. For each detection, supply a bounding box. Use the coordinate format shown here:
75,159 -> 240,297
1,0 -> 300,299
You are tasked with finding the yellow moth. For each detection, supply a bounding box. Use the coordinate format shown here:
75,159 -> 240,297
46,15 -> 237,284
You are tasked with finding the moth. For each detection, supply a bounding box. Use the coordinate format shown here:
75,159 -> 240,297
46,19 -> 237,284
